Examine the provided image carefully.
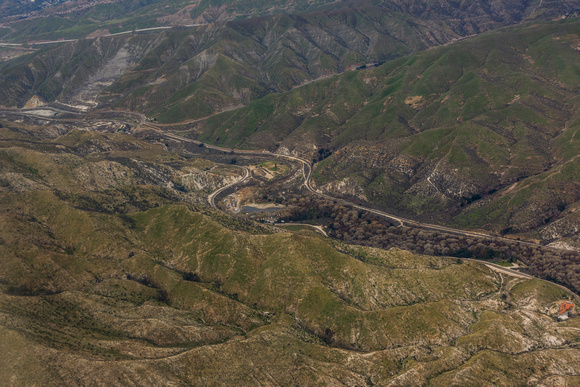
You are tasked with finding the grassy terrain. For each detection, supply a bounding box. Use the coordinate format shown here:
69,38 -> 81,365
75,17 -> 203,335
1,0 -> 577,120
0,0 -> 343,42
0,4 -> 580,383
256,160 -> 289,177
193,18 -> 580,244
0,7 -> 577,247
1,118 -> 579,384
0,20 -> 578,246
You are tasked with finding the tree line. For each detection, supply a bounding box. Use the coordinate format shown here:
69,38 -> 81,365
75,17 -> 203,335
273,195 -> 580,294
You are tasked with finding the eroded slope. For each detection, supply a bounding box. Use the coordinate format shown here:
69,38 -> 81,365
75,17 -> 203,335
192,18 -> 580,246
0,119 -> 579,385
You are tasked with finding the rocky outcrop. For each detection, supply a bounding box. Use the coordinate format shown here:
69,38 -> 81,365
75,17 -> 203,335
387,154 -> 420,177
318,176 -> 369,202
23,95 -> 45,109
540,212 -> 580,241
541,210 -> 580,250
407,160 -> 481,200
67,43 -> 135,111
0,172 -> 46,192
73,161 -> 136,190
180,168 -> 241,193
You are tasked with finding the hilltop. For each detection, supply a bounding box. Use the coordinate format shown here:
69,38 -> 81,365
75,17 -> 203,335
2,0 -> 578,43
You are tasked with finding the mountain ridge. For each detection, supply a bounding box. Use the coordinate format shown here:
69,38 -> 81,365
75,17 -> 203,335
1,0 -> 579,117
1,120 -> 579,385
175,17 -> 580,247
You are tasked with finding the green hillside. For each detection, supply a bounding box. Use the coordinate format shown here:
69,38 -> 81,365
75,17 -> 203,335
190,18 -> 580,244
2,0 -> 578,43
1,2 -> 580,384
0,0 -> 341,42
0,0 -> 578,118
1,119 -> 579,385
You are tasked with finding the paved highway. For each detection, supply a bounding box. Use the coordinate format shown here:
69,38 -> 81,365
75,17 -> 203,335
207,166 -> 250,208
159,130 -> 580,296
0,106 -> 558,250
3,106 -> 578,295
0,24 -> 208,47
163,130 -> 542,247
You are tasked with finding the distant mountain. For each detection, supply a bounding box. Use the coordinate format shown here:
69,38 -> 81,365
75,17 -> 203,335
2,0 -> 579,39
0,0 -> 578,118
0,0 -> 344,42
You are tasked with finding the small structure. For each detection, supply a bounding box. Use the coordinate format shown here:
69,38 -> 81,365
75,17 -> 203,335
557,301 -> 575,320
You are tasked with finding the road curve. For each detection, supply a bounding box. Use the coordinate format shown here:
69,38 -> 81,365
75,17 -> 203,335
276,223 -> 329,237
477,260 -> 580,303
0,106 -> 558,250
156,131 -> 557,250
482,263 -> 533,279
2,106 -> 578,299
207,166 -> 250,208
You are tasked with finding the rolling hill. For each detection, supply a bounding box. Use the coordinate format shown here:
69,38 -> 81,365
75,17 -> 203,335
1,118 -> 579,385
1,3 -> 580,384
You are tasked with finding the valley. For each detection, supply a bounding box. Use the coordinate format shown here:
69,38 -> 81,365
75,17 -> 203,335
3,13 -> 579,249
1,1 -> 580,385
1,109 -> 580,385
3,103 -> 580,296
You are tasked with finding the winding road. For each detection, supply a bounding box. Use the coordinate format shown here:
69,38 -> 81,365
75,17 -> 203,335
3,106 -> 578,292
207,166 -> 250,208
161,130 -> 543,248
161,130 -> 580,289
0,106 -> 566,249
